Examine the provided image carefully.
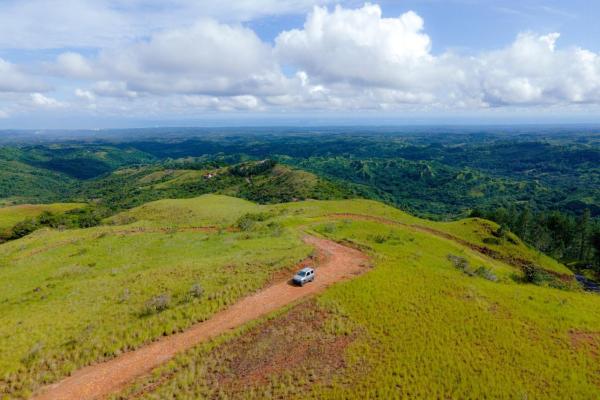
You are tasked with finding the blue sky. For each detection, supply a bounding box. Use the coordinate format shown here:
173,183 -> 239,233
0,0 -> 599,128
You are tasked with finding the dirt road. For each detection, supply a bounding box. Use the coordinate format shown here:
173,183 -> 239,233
32,236 -> 369,400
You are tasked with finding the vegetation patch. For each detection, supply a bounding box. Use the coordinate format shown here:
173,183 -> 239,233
113,300 -> 362,399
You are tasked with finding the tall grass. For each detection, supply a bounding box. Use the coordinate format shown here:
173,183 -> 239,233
0,212 -> 309,398
116,218 -> 600,399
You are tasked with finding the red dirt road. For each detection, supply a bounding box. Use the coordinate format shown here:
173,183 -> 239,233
32,236 -> 369,400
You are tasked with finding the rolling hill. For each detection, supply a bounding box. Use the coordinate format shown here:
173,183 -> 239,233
1,195 -> 598,399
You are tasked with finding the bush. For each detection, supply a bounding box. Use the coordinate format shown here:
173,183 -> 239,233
236,215 -> 255,231
141,294 -> 171,316
448,254 -> 498,282
474,266 -> 498,282
522,264 -> 545,284
372,234 -> 388,244
189,283 -> 204,299
321,223 -> 336,234
447,254 -> 469,271
483,237 -> 501,245
236,212 -> 273,231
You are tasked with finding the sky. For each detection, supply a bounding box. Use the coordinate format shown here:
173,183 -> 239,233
1,0 -> 600,128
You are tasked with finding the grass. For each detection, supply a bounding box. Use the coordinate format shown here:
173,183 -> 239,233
269,198 -> 573,276
0,195 -> 594,399
0,199 -> 310,398
0,203 -> 84,233
114,217 -> 600,399
106,195 -> 260,227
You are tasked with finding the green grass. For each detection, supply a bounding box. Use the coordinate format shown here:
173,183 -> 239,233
0,200 -> 310,398
116,218 -> 600,399
269,198 -> 573,276
106,195 -> 260,227
0,195 -> 593,399
0,203 -> 84,233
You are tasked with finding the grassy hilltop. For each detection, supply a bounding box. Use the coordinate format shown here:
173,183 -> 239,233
1,195 -> 599,399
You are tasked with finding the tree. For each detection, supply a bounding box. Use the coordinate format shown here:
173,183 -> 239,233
591,226 -> 600,273
515,207 -> 531,241
578,209 -> 591,262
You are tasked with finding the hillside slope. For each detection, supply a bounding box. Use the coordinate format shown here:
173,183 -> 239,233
0,195 -> 597,399
79,160 -> 360,210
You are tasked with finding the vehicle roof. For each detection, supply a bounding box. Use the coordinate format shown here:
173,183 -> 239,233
299,267 -> 314,273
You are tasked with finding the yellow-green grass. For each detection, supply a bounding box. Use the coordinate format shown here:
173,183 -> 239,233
111,195 -> 571,276
0,215 -> 310,398
137,169 -> 209,188
116,218 -> 600,399
0,195 -> 586,399
0,203 -> 84,232
106,195 -> 260,227
269,198 -> 572,276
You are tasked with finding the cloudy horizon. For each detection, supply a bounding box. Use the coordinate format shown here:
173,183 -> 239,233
1,0 -> 600,128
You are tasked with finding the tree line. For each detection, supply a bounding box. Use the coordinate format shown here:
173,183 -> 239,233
472,207 -> 600,274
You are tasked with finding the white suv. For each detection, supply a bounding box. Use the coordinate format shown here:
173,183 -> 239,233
293,267 -> 315,286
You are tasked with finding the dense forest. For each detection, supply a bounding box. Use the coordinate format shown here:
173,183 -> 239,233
0,127 -> 598,275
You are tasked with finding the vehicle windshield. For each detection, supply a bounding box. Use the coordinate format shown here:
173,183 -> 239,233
297,271 -> 306,276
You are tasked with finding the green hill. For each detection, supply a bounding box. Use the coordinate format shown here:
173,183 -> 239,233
78,160 -> 361,211
0,203 -> 85,240
1,195 -> 597,399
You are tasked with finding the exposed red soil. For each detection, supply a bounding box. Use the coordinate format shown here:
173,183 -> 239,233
31,236 -> 370,400
570,330 -> 600,359
208,301 -> 355,395
327,213 -> 572,280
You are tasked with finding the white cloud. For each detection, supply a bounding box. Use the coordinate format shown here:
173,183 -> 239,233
91,81 -> 138,99
0,0 -> 333,49
478,32 -> 600,106
55,52 -> 97,79
8,2 -> 600,119
63,20 -> 290,98
0,110 -> 8,119
30,93 -> 65,108
0,58 -> 47,92
276,4 -> 433,88
75,88 -> 96,101
275,4 -> 600,109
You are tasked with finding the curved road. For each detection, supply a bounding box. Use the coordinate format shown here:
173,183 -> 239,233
32,236 -> 369,400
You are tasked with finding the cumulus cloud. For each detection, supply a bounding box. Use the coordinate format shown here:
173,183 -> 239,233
62,20 -> 289,99
0,0 -> 333,49
75,88 -> 96,101
276,4 -> 432,87
478,32 -> 600,106
0,58 -> 47,92
30,93 -> 65,108
54,52 -> 97,79
274,4 -> 600,109
30,2 -> 600,116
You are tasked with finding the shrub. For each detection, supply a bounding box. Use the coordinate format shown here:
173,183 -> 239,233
483,237 -> 501,245
141,294 -> 171,316
447,254 -> 469,271
522,264 -> 545,284
448,254 -> 498,282
474,266 -> 498,282
321,223 -> 336,234
267,222 -> 283,237
236,216 -> 255,231
189,283 -> 204,299
372,234 -> 388,244
236,212 -> 273,231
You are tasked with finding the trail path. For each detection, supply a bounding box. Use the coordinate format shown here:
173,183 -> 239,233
32,236 -> 369,400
